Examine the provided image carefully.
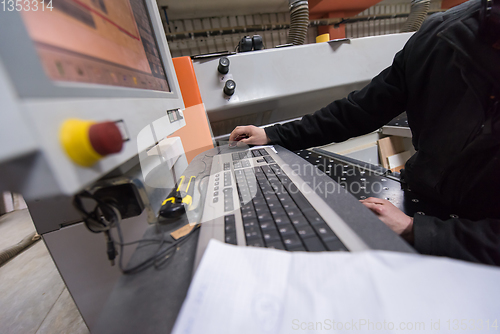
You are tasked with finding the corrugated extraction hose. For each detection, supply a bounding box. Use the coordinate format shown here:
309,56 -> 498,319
0,232 -> 41,267
401,0 -> 431,32
287,0 -> 309,45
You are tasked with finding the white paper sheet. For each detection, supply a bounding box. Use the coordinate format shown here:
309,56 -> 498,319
173,240 -> 500,334
387,150 -> 412,169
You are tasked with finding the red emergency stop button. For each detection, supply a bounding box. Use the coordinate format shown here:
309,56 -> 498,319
60,119 -> 125,167
88,122 -> 123,155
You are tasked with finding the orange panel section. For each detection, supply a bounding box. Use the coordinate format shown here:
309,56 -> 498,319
317,11 -> 346,40
169,105 -> 214,163
172,57 -> 203,108
171,57 -> 214,163
309,0 -> 383,17
310,11 -> 363,19
441,0 -> 467,9
318,24 -> 346,40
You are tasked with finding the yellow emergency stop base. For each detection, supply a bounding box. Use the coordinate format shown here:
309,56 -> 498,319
59,119 -> 102,167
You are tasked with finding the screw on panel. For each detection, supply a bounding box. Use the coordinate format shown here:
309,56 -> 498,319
412,199 -> 419,203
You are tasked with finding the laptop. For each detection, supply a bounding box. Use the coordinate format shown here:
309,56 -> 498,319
194,145 -> 414,269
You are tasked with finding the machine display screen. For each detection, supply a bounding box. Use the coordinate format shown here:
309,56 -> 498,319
20,0 -> 170,92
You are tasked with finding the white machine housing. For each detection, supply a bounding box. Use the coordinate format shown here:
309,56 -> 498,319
192,33 -> 413,137
0,0 -> 185,199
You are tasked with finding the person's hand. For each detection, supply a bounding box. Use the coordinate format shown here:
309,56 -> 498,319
360,197 -> 414,243
229,125 -> 270,147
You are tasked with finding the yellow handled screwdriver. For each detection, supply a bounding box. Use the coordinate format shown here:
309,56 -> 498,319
159,175 -> 196,219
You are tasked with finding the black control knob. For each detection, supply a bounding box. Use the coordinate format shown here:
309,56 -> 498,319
218,57 -> 230,74
224,80 -> 236,96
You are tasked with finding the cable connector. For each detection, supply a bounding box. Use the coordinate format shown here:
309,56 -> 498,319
107,238 -> 117,266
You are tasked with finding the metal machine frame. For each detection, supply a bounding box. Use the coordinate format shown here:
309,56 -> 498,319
0,1 -> 189,330
0,0 -> 185,198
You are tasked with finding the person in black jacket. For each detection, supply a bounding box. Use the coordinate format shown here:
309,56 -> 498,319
229,0 -> 500,265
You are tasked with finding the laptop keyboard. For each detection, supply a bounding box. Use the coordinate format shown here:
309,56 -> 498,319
224,149 -> 347,252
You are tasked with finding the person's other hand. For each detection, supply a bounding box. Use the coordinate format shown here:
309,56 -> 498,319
229,125 -> 269,147
360,197 -> 414,243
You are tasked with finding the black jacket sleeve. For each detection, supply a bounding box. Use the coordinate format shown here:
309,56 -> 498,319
265,46 -> 410,151
413,215 -> 500,265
